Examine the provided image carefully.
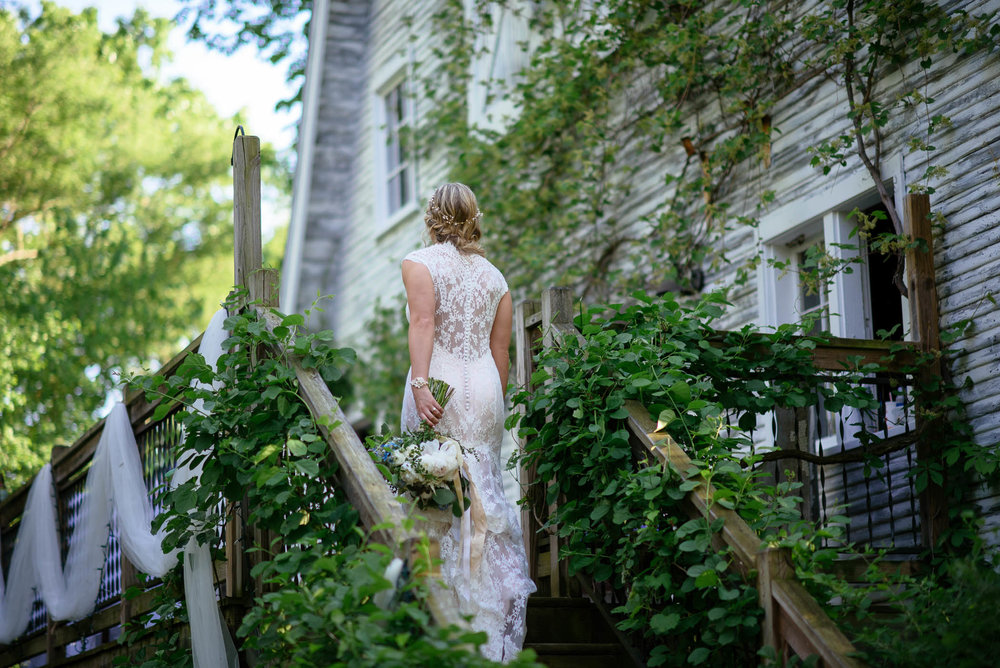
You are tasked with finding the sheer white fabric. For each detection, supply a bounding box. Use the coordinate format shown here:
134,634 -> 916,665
0,309 -> 237,668
401,242 -> 536,662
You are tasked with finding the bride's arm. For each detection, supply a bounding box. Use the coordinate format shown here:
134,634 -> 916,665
402,260 -> 443,426
490,292 -> 513,391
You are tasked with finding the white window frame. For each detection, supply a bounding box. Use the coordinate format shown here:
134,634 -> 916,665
373,57 -> 419,233
464,0 -> 534,134
755,158 -> 917,462
755,155 -> 910,341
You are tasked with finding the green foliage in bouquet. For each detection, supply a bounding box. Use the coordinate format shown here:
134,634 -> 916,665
369,378 -> 472,517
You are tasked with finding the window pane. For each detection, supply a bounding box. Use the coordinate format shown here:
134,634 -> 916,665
399,166 -> 410,205
381,80 -> 412,219
385,87 -> 399,128
862,204 -> 904,340
385,131 -> 400,171
388,173 -> 402,214
798,243 -> 828,334
395,84 -> 407,122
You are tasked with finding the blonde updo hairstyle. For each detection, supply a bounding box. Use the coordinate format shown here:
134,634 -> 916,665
424,183 -> 485,256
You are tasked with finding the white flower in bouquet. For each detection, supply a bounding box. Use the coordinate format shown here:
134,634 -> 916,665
419,438 -> 463,479
399,460 -> 421,485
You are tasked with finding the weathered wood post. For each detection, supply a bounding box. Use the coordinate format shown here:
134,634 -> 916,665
225,131 -> 264,602
233,131 -> 263,302
769,407 -> 814,522
757,547 -> 793,661
902,193 -> 948,549
540,287 -> 574,597
514,299 -> 541,582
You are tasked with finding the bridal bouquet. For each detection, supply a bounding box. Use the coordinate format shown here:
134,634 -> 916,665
369,378 -> 471,516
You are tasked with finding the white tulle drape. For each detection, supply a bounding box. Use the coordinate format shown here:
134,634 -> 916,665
0,308 -> 237,668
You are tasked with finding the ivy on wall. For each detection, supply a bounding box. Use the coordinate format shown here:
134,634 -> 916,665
412,0 -> 997,302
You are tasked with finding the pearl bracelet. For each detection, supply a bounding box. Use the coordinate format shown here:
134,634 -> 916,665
410,376 -> 429,390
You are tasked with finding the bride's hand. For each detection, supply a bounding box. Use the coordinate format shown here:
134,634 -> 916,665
414,386 -> 444,427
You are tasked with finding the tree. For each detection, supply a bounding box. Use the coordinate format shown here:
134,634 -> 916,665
174,0 -> 311,109
0,2 -> 279,487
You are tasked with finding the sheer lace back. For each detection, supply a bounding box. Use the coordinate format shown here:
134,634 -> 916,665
405,242 -> 508,361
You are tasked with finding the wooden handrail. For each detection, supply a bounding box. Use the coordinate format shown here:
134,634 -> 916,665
254,305 -> 465,630
230,130 -> 462,631
703,334 -> 918,373
516,287 -> 871,666
625,401 -> 761,575
625,400 -> 865,666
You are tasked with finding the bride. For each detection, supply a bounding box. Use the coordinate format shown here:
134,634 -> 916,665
400,183 -> 536,662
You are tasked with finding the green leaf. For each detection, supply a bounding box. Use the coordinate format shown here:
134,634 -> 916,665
293,459 -> 320,477
286,439 -> 307,456
669,381 -> 692,404
432,486 -> 456,506
695,569 -> 718,588
707,607 -> 727,621
590,502 -> 611,521
688,647 -> 710,665
650,612 -> 680,633
151,401 -> 176,422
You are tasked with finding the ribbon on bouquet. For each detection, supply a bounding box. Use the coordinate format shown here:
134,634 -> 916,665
452,465 -> 487,584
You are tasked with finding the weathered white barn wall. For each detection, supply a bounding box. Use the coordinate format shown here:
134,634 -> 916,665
291,0 -> 1000,541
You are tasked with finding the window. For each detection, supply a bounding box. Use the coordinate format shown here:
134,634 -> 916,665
382,83 -> 411,215
374,69 -> 417,231
860,203 -> 905,341
465,0 -> 534,132
756,160 -> 909,340
794,238 -> 830,336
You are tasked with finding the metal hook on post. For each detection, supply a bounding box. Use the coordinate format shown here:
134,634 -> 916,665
230,125 -> 246,166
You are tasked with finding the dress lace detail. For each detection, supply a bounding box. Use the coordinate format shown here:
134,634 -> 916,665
401,242 -> 535,662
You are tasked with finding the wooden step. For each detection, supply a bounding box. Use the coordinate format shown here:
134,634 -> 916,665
524,642 -> 625,668
525,596 -> 616,645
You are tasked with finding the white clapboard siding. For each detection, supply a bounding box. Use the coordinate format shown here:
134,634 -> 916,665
293,0 -> 1000,544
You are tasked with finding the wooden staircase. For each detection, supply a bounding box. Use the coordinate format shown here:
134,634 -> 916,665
525,597 -> 632,668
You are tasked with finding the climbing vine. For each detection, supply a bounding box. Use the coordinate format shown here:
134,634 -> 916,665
414,0 -> 998,301
122,295 -> 542,667
509,290 -> 999,666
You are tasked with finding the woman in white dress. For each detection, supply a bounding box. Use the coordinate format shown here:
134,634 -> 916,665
400,183 -> 536,662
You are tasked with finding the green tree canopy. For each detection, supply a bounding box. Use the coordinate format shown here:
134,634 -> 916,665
0,2 -> 274,487
175,0 -> 310,108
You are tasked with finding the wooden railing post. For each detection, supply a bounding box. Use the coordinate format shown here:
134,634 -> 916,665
770,406 -> 814,521
233,132 -> 263,302
514,300 -> 541,582
250,273 -> 281,598
758,547 -> 793,662
540,288 -> 574,597
903,193 -> 948,549
119,556 -> 138,627
225,132 -> 265,602
903,193 -> 939,359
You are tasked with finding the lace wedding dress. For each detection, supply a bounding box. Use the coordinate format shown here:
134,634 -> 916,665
400,241 -> 536,662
